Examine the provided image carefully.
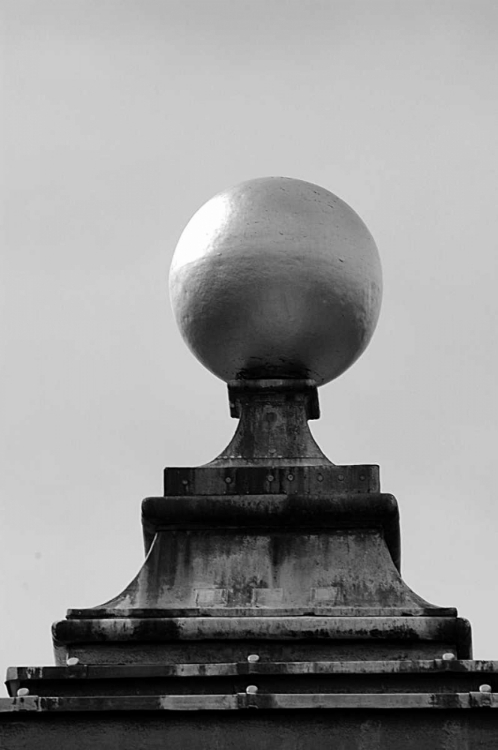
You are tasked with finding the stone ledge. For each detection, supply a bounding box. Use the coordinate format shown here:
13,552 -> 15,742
141,492 -> 399,567
8,660 -> 498,683
6,660 -> 497,699
1,692 -> 498,713
52,616 -> 472,658
67,606 -> 458,619
163,465 -> 380,496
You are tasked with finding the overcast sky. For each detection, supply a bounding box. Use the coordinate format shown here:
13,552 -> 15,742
2,0 -> 498,679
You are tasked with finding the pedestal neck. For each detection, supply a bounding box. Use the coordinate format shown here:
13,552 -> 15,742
209,379 -> 332,467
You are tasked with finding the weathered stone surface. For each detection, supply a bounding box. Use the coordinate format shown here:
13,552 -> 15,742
2,702 -> 498,749
6,660 -> 498,698
52,616 -> 472,666
53,480 -> 470,664
4,660 -> 498,748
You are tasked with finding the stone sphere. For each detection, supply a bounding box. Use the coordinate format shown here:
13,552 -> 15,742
169,177 -> 382,386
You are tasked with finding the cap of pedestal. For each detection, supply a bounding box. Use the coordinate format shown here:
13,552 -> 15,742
169,176 -> 382,386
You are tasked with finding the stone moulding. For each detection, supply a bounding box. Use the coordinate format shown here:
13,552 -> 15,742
53,484 -> 472,664
163,465 -> 380,499
6,659 -> 498,698
2,693 -> 498,713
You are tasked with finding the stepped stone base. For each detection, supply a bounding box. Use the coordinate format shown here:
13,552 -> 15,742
2,661 -> 498,749
4,383 -> 493,747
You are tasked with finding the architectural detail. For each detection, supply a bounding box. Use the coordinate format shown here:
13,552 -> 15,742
1,178 -> 497,748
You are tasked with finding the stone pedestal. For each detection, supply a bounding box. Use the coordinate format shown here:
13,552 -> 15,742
1,177 -> 496,747
52,482 -> 470,665
2,382 -> 496,748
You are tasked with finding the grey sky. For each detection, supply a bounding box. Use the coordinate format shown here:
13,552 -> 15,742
1,0 -> 498,676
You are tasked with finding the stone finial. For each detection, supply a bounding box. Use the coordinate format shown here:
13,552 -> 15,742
169,177 -> 382,386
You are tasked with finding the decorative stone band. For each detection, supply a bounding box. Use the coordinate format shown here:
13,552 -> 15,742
52,616 -> 472,655
164,465 -> 380,497
142,491 -> 396,562
1,692 -> 498,714
227,379 -> 320,420
7,659 -> 498,697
